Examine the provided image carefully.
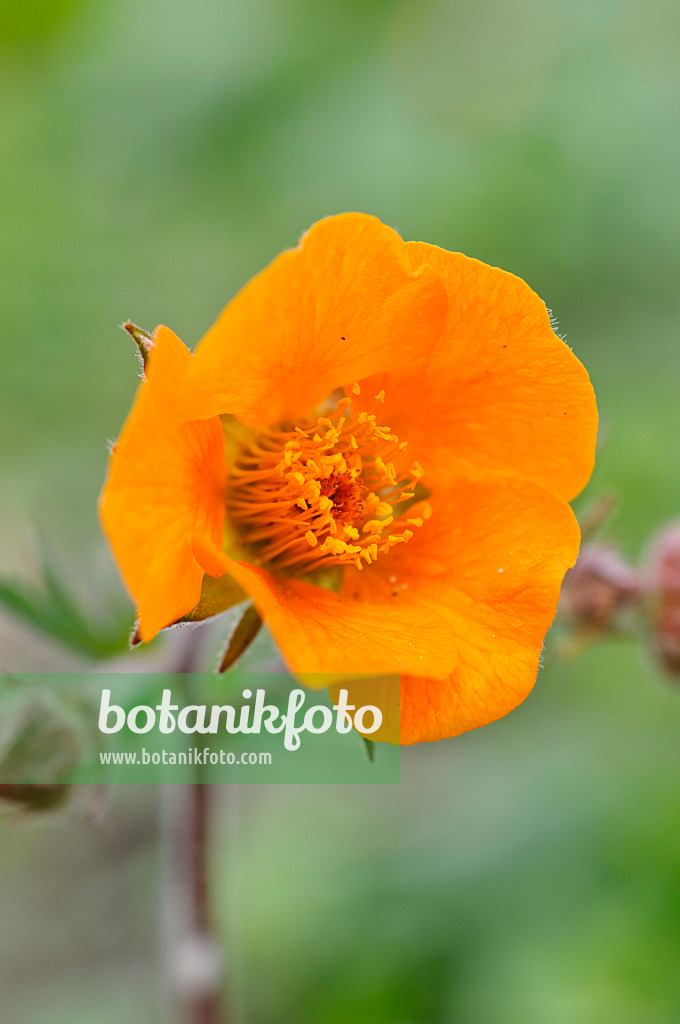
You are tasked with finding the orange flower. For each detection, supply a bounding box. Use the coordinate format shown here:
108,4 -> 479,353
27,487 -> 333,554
99,214 -> 597,744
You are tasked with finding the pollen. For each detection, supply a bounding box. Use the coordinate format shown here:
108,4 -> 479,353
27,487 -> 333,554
226,384 -> 425,574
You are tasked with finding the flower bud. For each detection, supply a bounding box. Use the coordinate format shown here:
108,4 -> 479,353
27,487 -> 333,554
645,521 -> 680,593
560,543 -> 640,633
644,522 -> 680,675
0,692 -> 85,809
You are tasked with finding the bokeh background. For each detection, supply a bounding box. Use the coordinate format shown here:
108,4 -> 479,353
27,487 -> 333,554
2,0 -> 680,1021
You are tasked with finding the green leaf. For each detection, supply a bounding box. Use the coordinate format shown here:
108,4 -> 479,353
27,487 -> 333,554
0,543 -> 131,659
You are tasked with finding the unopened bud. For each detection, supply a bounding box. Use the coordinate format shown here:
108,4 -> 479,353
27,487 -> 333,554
644,522 -> 680,675
645,521 -> 680,595
560,543 -> 640,633
0,692 -> 85,808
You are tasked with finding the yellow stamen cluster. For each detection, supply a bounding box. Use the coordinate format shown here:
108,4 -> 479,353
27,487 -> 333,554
226,386 -> 428,574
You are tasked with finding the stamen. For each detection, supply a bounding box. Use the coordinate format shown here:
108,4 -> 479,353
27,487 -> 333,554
225,385 -> 426,574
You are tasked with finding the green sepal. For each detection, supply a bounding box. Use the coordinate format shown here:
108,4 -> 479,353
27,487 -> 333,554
122,320 -> 154,369
218,602 -> 263,673
128,574 -> 249,646
361,736 -> 376,763
177,572 -> 248,625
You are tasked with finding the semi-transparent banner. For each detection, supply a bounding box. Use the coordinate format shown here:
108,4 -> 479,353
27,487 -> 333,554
0,673 -> 400,784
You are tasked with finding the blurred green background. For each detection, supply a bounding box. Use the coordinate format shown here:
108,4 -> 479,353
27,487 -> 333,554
2,0 -> 680,1020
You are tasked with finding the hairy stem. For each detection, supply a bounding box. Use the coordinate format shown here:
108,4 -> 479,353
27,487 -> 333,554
161,629 -> 225,1023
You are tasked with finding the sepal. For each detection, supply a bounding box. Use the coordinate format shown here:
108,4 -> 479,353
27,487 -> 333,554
217,602 -> 263,673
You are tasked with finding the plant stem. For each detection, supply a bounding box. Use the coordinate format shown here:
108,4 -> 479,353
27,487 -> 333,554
162,783 -> 224,1024
161,629 -> 225,1024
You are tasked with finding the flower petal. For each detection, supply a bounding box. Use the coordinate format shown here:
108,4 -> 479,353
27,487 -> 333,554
196,539 -> 458,680
368,242 -> 597,502
99,326 -> 227,641
182,213 -> 447,425
338,472 -> 581,743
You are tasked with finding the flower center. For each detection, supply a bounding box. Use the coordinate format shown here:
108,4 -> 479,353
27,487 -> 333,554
226,384 -> 428,574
